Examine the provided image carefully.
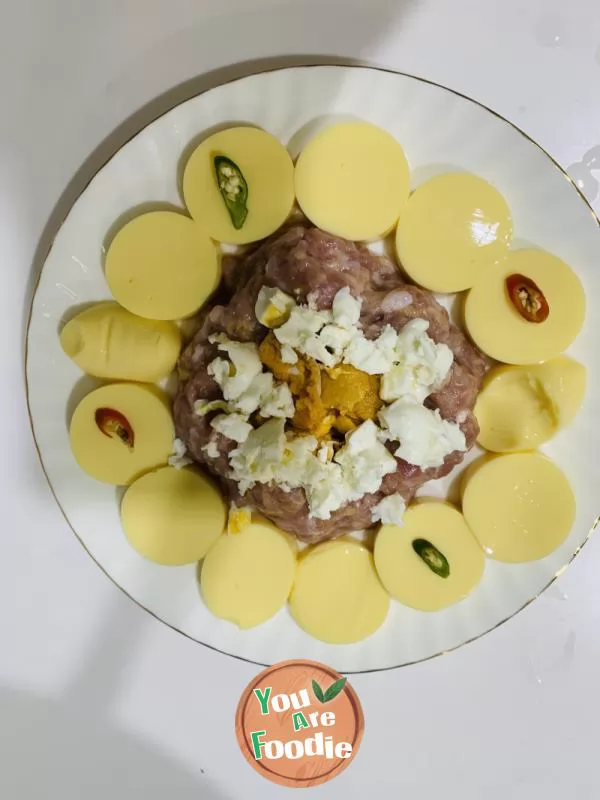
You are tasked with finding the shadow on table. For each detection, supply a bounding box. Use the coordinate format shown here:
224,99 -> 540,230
0,686 -> 228,800
0,590 -> 235,799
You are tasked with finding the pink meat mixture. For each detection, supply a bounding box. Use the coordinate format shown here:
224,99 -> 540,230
174,223 -> 487,543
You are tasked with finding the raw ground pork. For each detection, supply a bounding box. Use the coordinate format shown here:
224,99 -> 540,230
174,223 -> 487,543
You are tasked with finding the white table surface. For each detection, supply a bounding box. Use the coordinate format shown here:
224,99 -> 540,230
2,1 -> 600,797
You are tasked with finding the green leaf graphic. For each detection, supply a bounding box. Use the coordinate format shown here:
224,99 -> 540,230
312,679 -> 325,703
323,677 -> 347,703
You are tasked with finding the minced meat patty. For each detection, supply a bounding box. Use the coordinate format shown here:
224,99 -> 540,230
173,223 -> 488,544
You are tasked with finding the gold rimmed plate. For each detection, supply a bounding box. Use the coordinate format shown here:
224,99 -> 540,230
25,65 -> 600,672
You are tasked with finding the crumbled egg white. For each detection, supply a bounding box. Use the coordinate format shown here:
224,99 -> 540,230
277,434 -> 320,490
229,418 -> 287,493
371,493 -> 407,526
210,413 -> 253,443
333,420 -> 397,500
302,336 -> 339,367
273,291 -> 361,369
317,441 -> 335,464
380,319 -> 453,403
234,372 -> 274,416
194,399 -> 228,416
206,357 -> 232,388
208,335 -> 262,399
343,324 -> 398,375
332,286 -> 362,329
203,334 -> 295,435
318,324 -> 355,361
380,363 -> 420,403
274,306 -> 337,366
228,419 -> 396,521
302,459 -> 348,521
280,344 -> 298,364
378,399 -> 466,469
255,286 -> 296,328
259,382 -> 295,419
203,440 -> 220,459
168,438 -> 193,469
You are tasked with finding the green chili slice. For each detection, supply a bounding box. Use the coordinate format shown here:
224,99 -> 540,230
213,155 -> 248,230
412,538 -> 450,578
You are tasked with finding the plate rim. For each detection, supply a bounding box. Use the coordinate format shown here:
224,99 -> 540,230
23,61 -> 600,674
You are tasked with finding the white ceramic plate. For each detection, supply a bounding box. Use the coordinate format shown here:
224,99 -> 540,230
26,66 -> 600,672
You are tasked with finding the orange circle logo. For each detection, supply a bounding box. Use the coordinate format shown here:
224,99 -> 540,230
235,659 -> 364,788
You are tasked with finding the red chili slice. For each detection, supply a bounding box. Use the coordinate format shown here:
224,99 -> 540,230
95,407 -> 134,450
505,273 -> 549,323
